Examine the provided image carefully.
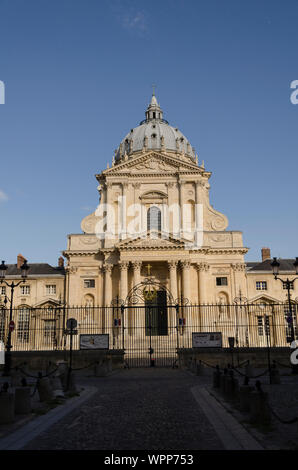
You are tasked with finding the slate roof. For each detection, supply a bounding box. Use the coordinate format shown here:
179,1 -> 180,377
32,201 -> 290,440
247,259 -> 297,272
5,264 -> 65,276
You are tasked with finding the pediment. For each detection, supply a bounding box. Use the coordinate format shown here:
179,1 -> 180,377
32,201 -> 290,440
248,294 -> 280,304
103,151 -> 203,175
115,231 -> 187,250
33,298 -> 61,308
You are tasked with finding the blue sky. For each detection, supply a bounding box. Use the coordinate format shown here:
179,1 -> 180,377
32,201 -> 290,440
0,0 -> 297,265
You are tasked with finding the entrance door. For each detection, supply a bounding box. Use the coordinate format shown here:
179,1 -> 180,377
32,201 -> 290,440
145,290 -> 168,336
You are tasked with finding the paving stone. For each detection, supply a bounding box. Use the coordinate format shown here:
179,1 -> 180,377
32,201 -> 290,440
23,368 -> 224,450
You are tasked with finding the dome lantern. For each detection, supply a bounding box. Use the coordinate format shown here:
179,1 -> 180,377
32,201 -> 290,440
145,92 -> 163,122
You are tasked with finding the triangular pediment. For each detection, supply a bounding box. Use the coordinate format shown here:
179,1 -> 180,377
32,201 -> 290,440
102,151 -> 204,176
115,230 -> 187,250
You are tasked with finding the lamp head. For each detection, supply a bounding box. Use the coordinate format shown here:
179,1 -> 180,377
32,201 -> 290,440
0,261 -> 7,280
271,257 -> 280,277
20,260 -> 29,279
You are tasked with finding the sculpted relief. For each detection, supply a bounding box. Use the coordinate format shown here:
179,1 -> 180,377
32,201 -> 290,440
134,157 -> 174,172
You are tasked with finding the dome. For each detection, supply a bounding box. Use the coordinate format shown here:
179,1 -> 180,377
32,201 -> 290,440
115,94 -> 197,163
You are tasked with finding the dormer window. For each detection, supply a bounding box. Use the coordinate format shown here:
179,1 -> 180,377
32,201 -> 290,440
151,133 -> 157,139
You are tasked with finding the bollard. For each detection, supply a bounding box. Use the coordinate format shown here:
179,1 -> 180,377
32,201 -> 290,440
196,361 -> 204,376
56,362 -> 69,391
225,371 -> 238,401
0,387 -> 15,424
219,369 -> 228,395
94,360 -> 108,377
15,386 -> 31,414
37,376 -> 54,402
213,366 -> 221,388
249,381 -> 271,424
51,376 -> 65,398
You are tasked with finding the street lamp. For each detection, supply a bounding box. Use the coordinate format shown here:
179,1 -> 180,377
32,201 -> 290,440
271,257 -> 298,343
0,259 -> 30,375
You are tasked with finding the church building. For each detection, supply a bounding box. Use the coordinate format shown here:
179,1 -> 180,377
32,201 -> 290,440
64,93 -> 248,312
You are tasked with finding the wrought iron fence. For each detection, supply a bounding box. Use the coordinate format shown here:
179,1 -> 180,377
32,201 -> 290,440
0,303 -> 296,361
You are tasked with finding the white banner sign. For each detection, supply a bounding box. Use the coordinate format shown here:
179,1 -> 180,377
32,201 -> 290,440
192,332 -> 222,348
80,334 -> 109,350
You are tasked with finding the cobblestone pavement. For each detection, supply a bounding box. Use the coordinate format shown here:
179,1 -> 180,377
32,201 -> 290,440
23,368 -> 224,450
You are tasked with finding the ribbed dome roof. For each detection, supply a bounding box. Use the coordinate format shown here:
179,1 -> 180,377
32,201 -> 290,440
115,94 -> 196,163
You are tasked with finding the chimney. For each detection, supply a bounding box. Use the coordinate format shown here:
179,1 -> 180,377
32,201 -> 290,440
17,254 -> 26,269
261,247 -> 271,262
58,256 -> 64,268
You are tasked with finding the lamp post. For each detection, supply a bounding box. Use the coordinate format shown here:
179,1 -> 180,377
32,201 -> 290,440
271,257 -> 298,343
0,259 -> 30,375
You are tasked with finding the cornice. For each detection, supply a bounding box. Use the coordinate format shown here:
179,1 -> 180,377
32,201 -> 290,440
63,250 -> 98,257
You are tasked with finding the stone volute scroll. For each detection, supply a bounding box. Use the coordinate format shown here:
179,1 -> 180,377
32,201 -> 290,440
196,179 -> 229,231
81,212 -> 99,234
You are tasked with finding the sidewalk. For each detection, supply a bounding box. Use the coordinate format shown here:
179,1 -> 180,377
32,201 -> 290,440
191,385 -> 263,450
0,385 -> 97,450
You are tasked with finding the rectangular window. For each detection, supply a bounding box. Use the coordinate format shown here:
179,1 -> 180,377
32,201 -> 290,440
46,285 -> 56,295
256,281 -> 267,291
84,279 -> 95,288
283,281 -> 294,290
257,315 -> 270,337
44,320 -> 56,341
0,286 -> 6,295
216,277 -> 228,286
17,308 -> 30,342
20,285 -> 30,295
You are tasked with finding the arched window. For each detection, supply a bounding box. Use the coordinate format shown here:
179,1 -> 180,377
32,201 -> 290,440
147,206 -> 161,231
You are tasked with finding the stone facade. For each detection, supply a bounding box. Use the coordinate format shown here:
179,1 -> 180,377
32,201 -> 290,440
63,95 -> 249,309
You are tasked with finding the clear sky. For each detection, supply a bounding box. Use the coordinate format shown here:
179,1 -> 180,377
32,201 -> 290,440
0,0 -> 297,266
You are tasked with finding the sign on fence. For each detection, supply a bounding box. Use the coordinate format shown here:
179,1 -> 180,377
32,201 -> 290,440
192,332 -> 222,348
80,334 -> 109,350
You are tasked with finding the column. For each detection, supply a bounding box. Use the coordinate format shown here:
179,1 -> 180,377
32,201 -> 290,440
104,263 -> 113,335
181,261 -> 191,303
131,261 -> 142,337
168,260 -> 178,302
195,181 -> 203,247
98,265 -> 105,329
105,182 -> 113,241
196,263 -> 206,304
178,180 -> 184,238
132,261 -> 142,287
168,260 -> 178,330
119,261 -> 129,303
